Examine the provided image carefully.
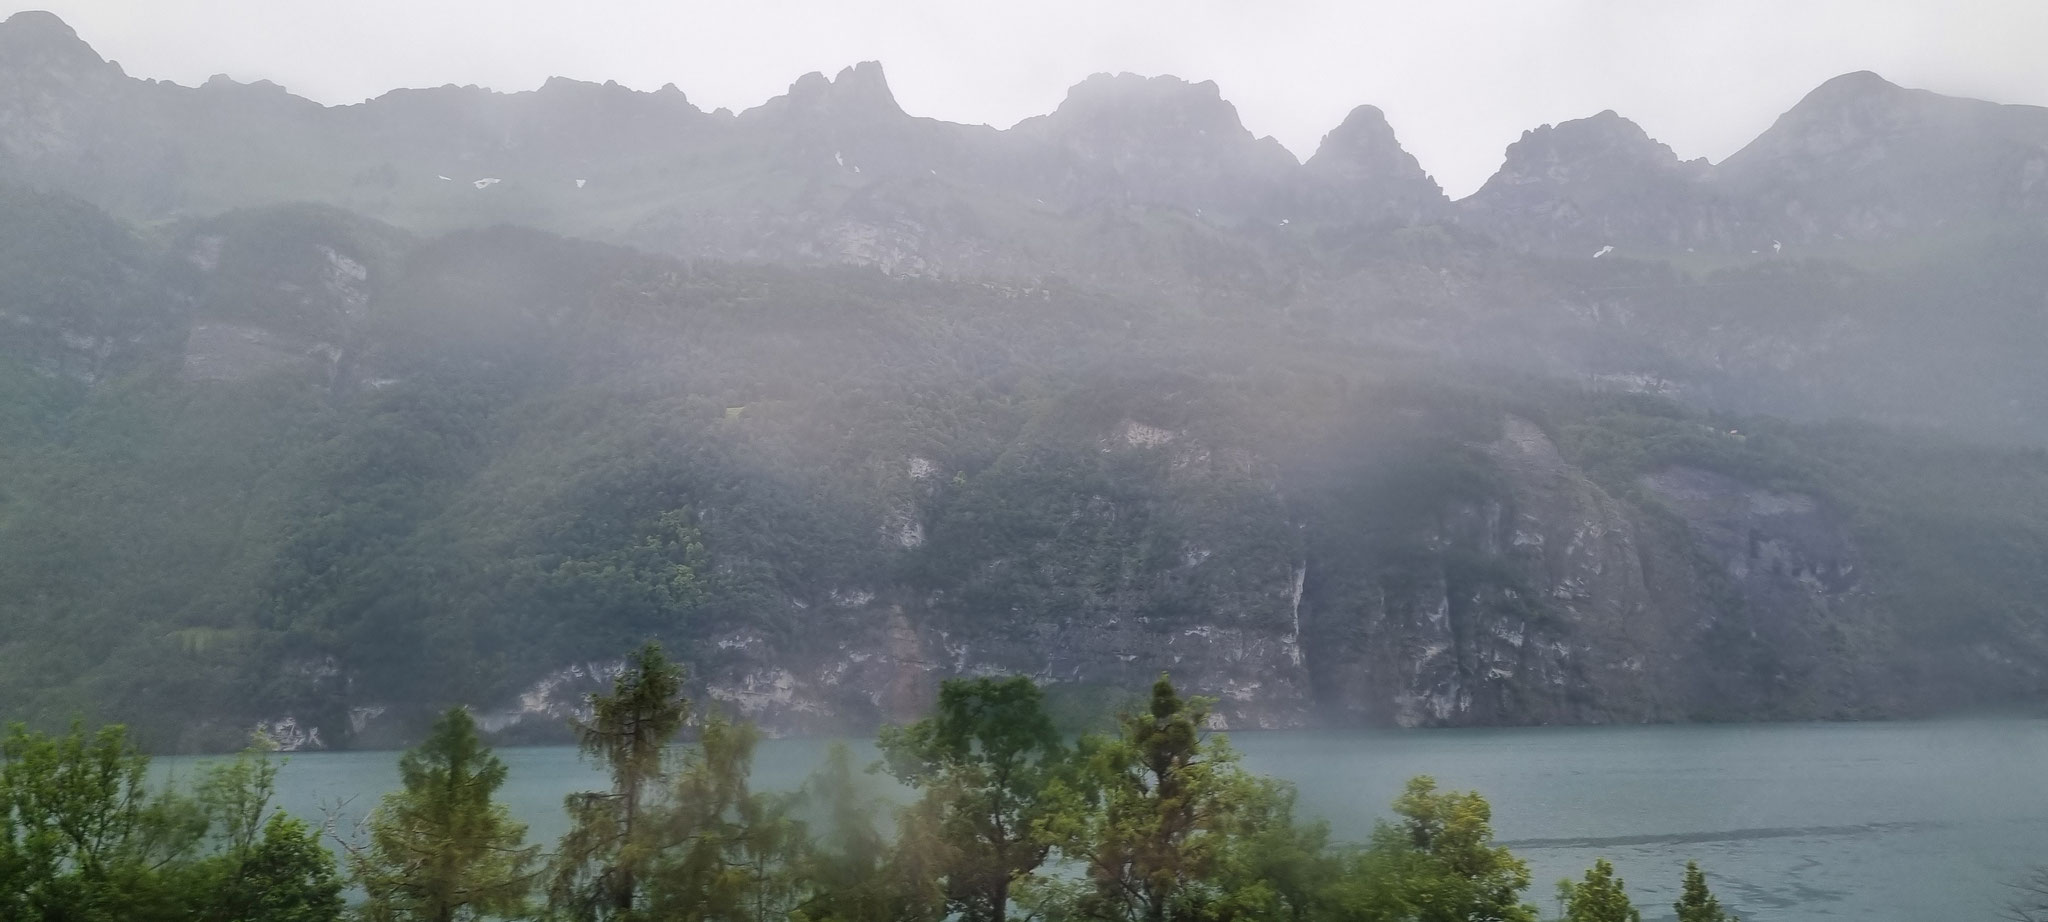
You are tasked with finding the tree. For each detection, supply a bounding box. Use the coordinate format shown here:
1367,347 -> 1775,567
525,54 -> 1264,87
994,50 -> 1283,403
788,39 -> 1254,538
349,708 -> 538,922
1219,781 -> 1335,922
1558,859 -> 1639,922
1317,776 -> 1534,922
1337,776 -> 1535,922
1673,861 -> 1732,922
0,722 -> 342,922
793,742 -> 943,922
0,720 -> 207,921
642,717 -> 808,922
1062,675 -> 1272,922
549,641 -> 690,920
190,743 -> 344,922
199,813 -> 346,922
879,675 -> 1073,922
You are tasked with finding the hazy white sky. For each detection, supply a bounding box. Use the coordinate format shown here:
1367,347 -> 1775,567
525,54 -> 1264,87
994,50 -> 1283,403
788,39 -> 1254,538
28,0 -> 2048,197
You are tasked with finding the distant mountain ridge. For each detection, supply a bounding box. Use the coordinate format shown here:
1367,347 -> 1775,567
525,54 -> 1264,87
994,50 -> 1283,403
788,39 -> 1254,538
5,9 -> 2044,265
8,11 -> 2048,749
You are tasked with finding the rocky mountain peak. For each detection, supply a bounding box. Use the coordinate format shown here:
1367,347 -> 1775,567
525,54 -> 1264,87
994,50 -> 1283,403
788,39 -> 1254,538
1720,70 -> 1974,182
1716,70 -> 2048,241
2,10 -> 81,44
1731,70 -> 1925,164
1036,72 -> 1261,147
0,10 -> 118,77
537,75 -> 601,94
1490,110 -> 1701,184
1798,70 -> 1910,110
199,73 -> 292,96
1308,105 -> 1400,162
1013,72 -> 1297,218
1461,110 -> 1719,252
745,60 -> 904,121
1302,105 -> 1448,222
830,61 -> 899,114
530,75 -> 700,115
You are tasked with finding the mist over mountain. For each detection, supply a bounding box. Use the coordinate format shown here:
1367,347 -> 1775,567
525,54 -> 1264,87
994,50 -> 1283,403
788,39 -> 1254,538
5,10 -> 2048,750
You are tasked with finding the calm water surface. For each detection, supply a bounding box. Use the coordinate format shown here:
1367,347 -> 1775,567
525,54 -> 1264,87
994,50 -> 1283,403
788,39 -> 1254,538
161,719 -> 2048,922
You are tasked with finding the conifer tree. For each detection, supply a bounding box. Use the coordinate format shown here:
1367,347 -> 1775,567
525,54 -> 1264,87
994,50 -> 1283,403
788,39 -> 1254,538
1065,675 -> 1270,922
549,641 -> 690,920
1673,861 -> 1733,922
1559,859 -> 1640,922
350,708 -> 538,922
641,717 -> 808,922
794,742 -> 944,922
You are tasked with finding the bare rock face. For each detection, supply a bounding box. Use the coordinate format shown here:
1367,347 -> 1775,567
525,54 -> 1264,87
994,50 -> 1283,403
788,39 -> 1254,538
743,61 -> 905,125
1302,105 -> 1451,225
1014,72 -> 1300,220
1299,417 -> 1642,726
1458,72 -> 2048,255
1637,465 -> 1884,713
167,205 -> 411,389
1718,71 -> 2048,243
1460,110 -> 1726,254
1295,418 -> 1884,728
0,10 -> 130,162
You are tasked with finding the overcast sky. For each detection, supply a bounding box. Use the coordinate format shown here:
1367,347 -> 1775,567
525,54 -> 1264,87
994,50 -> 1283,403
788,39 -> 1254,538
29,0 -> 2048,197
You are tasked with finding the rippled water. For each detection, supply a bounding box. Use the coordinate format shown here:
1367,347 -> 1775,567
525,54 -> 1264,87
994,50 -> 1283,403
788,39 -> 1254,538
161,718 -> 2048,921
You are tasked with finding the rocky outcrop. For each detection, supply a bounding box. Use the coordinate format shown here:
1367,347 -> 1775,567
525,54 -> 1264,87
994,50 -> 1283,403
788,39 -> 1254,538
437,416 -> 1882,737
1301,105 -> 1450,225
1294,417 -> 1887,728
1013,72 -> 1299,220
0,10 -> 133,167
8,12 -> 2046,266
1460,72 -> 2048,254
1459,110 -> 1727,254
1717,71 -> 2048,243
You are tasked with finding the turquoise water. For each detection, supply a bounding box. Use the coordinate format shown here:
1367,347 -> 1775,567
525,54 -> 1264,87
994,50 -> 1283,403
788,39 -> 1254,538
161,719 -> 2048,921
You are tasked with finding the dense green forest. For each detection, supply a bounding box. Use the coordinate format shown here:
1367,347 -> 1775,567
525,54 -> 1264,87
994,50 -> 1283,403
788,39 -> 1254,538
0,652 -> 1745,922
5,190 -> 2048,747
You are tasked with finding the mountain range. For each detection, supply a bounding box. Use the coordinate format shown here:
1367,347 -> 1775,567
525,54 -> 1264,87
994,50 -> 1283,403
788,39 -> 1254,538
4,10 -> 2048,750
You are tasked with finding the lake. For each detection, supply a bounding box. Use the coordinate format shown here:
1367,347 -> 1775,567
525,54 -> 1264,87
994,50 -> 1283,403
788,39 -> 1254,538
161,718 -> 2048,921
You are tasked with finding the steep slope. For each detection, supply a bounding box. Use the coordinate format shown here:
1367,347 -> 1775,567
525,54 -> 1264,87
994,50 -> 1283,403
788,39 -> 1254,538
0,184 -> 182,382
1458,110 -> 1729,254
8,15 -> 2048,749
0,13 -> 1417,277
1719,71 -> 2048,244
1011,72 -> 1299,219
4,201 -> 2047,751
1300,105 -> 1450,225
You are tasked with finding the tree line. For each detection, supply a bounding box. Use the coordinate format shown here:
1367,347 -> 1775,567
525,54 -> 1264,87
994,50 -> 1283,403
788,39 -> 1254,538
1,642 -> 1740,922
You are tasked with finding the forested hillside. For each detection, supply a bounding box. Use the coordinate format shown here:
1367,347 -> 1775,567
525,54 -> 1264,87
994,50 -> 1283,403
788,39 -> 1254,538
4,11 -> 2048,749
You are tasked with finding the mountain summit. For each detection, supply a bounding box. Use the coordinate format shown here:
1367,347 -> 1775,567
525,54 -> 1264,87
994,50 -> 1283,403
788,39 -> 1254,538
744,60 -> 905,122
1302,105 -> 1449,224
1719,70 -> 2048,241
0,13 -> 2041,261
0,10 -> 124,89
1460,110 -> 1719,253
1015,72 -> 1299,217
